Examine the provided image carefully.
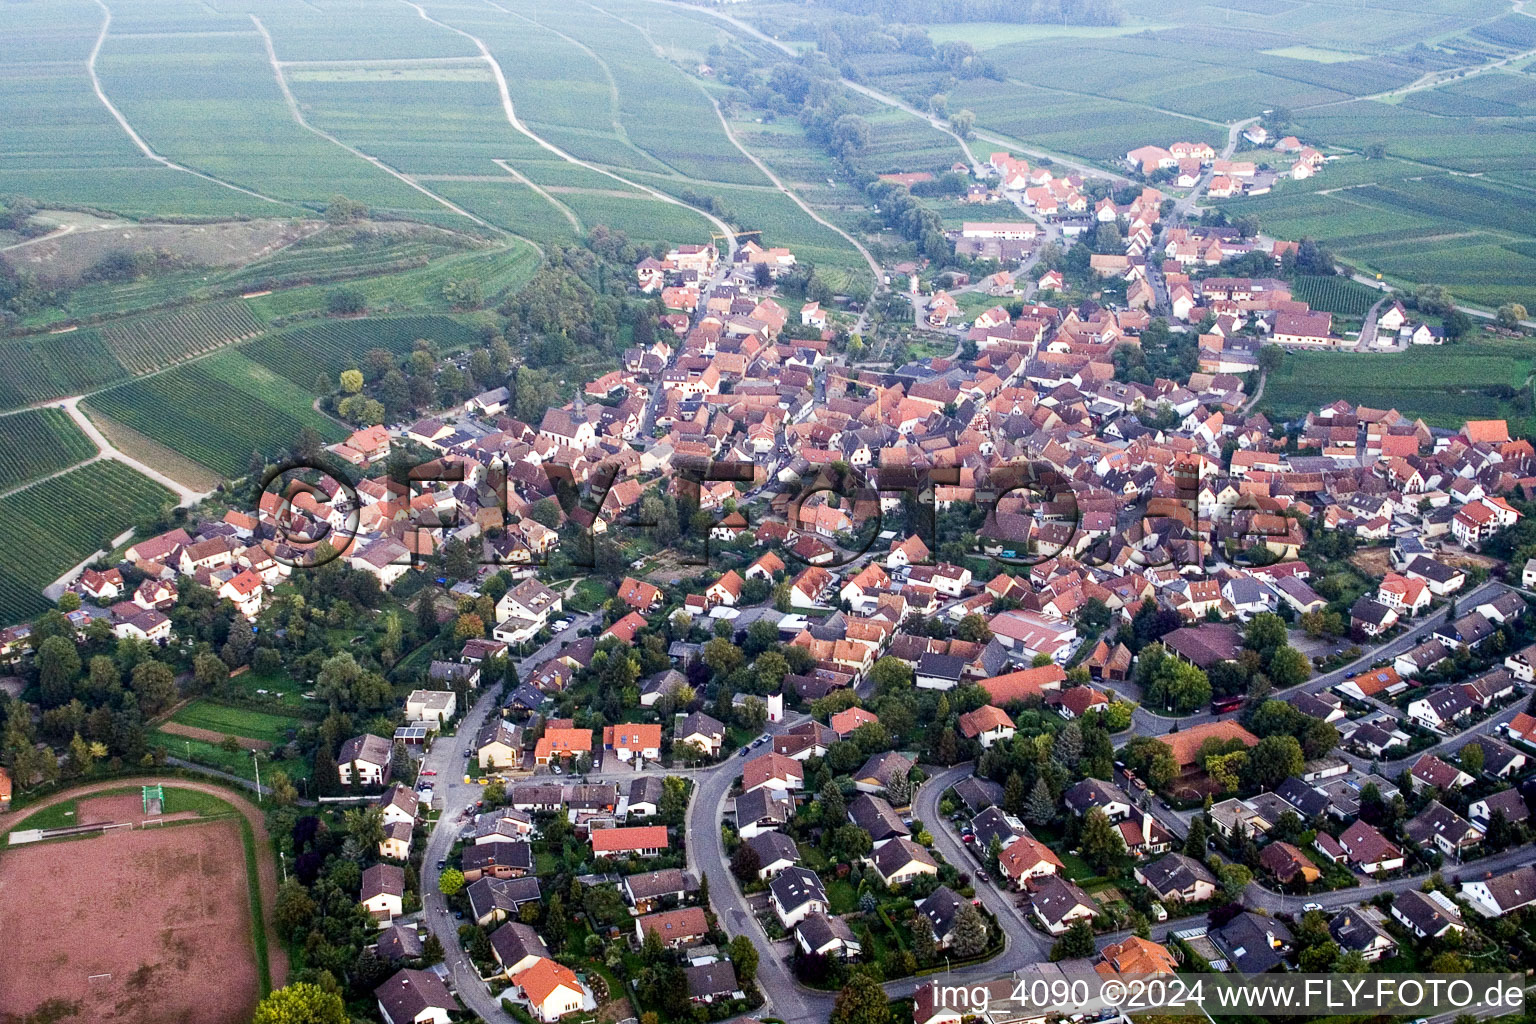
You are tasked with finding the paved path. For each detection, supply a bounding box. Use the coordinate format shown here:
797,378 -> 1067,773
59,396 -> 210,506
0,776 -> 290,988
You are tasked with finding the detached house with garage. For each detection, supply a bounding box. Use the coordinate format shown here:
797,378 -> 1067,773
339,733 -> 392,787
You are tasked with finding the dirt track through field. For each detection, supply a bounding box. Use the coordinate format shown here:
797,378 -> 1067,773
0,778 -> 288,996
158,721 -> 274,751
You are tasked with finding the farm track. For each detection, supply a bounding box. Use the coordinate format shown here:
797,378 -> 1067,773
88,0 -> 287,207
707,98 -> 881,286
250,15 -> 513,241
401,0 -> 741,258
490,158 -> 584,235
60,396 -> 210,506
0,776 -> 289,991
483,0 -> 679,178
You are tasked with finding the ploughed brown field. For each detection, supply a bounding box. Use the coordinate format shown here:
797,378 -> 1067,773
0,819 -> 259,1024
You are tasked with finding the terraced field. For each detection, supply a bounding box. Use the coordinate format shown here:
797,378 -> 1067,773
0,408 -> 99,492
86,350 -> 347,477
0,460 -> 175,623
100,301 -> 263,374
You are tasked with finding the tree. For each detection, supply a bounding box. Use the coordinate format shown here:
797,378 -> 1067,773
1268,646 -> 1310,688
1216,859 -> 1253,900
1050,920 -> 1095,961
1459,741 -> 1484,777
1243,734 -> 1304,790
326,288 -> 366,315
703,637 -> 744,677
339,368 -> 364,394
130,660 -> 178,716
1242,613 -> 1287,658
390,740 -> 412,783
312,747 -> 342,797
732,843 -> 762,881
869,656 -> 912,694
1497,303 -> 1528,329
192,653 -> 228,694
1184,816 -> 1208,857
438,867 -> 466,896
1004,771 -> 1026,816
949,109 -> 976,139
268,770 -> 299,807
1080,807 -> 1125,873
730,934 -> 759,987
830,972 -> 892,1024
36,635 -> 81,707
253,983 -> 347,1024
273,879 -> 317,941
948,900 -> 989,958
1025,778 -> 1056,827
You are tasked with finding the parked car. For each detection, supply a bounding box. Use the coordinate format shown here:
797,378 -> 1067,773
1302,902 -> 1323,912
437,859 -> 446,870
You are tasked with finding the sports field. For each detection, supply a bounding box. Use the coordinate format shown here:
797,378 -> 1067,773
0,811 -> 261,1024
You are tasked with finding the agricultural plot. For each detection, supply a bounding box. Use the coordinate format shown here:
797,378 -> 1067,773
1262,339 -> 1536,432
86,350 -> 346,477
1292,276 -> 1381,316
0,1 -> 288,219
168,699 -> 307,746
94,29 -> 440,211
243,315 -> 484,388
0,331 -> 128,413
484,0 -> 768,186
0,408 -> 99,492
946,77 -> 1224,163
428,179 -> 583,246
0,461 -> 174,623
215,225 -> 481,293
100,301 -> 263,374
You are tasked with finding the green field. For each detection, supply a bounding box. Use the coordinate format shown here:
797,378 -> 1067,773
0,461 -> 175,623
1262,337 -> 1536,430
153,728 -> 308,783
169,699 -> 306,746
0,408 -> 99,492
86,349 -> 347,477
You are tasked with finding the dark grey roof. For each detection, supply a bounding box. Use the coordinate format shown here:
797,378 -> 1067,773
1212,911 -> 1292,974
1328,911 -> 1394,956
953,776 -> 1005,814
770,866 -> 826,913
1276,778 -> 1330,819
1137,852 -> 1216,897
462,840 -> 532,874
920,884 -> 966,940
685,961 -> 739,998
489,921 -> 548,967
375,969 -> 456,1024
746,830 -> 800,867
847,793 -> 909,842
467,875 -> 542,920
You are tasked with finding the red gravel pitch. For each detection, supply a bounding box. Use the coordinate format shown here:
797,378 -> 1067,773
76,791 -> 148,825
0,820 -> 260,1024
